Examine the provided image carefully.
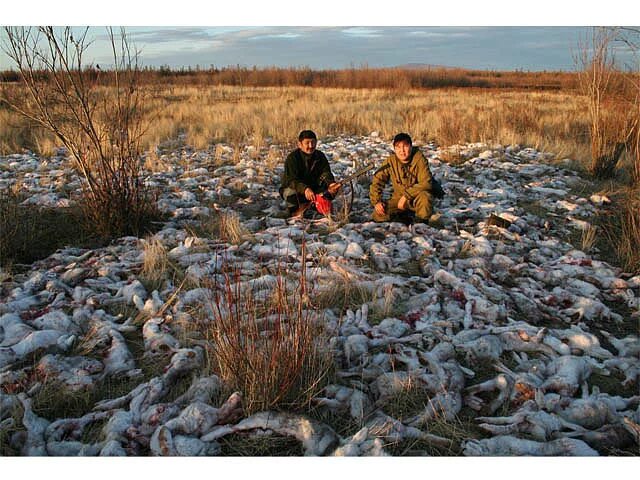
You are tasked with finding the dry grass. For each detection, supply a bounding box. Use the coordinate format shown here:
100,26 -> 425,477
1,84 -> 592,163
0,190 -> 98,269
380,378 -> 483,456
312,273 -> 402,324
215,211 -> 252,244
218,432 -> 305,456
0,108 -> 59,156
592,187 -> 640,274
138,236 -> 175,292
143,149 -> 172,173
616,189 -> 640,274
581,224 -> 599,253
312,275 -> 372,315
196,257 -> 334,415
140,236 -> 169,277
141,86 -> 591,161
193,209 -> 252,245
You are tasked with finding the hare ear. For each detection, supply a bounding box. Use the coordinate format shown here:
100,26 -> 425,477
625,289 -> 638,307
534,388 -> 544,406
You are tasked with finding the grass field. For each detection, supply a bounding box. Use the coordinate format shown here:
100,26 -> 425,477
1,84 -> 595,168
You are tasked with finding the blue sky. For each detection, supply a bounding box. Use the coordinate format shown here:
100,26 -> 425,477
1,1 -> 637,71
86,26 -> 594,71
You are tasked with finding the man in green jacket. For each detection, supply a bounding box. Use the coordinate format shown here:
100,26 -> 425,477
370,133 -> 435,223
280,130 -> 341,217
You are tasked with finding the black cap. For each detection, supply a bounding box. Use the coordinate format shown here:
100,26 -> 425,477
393,132 -> 412,146
298,130 -> 317,141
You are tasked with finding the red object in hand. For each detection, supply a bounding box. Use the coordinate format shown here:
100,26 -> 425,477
314,195 -> 332,215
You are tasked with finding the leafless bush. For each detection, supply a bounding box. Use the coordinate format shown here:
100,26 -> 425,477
1,27 -> 158,238
577,27 -> 636,179
618,28 -> 640,184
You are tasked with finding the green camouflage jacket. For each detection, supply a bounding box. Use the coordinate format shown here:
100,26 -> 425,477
369,146 -> 434,205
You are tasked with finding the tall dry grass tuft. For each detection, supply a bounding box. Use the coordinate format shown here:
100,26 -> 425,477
595,187 -> 640,274
200,253 -> 333,414
143,149 -> 171,174
617,189 -> 640,273
581,224 -> 599,253
139,236 -> 171,292
216,211 -> 251,244
629,70 -> 640,185
0,109 -> 57,155
195,209 -> 251,245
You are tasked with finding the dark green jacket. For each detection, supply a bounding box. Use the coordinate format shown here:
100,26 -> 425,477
369,147 -> 434,205
280,148 -> 335,195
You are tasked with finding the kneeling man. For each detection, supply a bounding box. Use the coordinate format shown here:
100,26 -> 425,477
279,130 -> 341,217
370,132 -> 435,223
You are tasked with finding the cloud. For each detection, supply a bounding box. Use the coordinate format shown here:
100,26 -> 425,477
248,33 -> 302,41
407,30 -> 473,38
92,27 -> 216,44
341,27 -> 383,38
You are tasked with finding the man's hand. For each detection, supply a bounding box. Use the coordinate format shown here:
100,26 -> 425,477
374,202 -> 386,216
304,188 -> 316,201
327,182 -> 341,195
397,195 -> 409,211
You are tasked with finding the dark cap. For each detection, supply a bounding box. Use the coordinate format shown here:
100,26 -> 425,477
298,130 -> 317,141
392,132 -> 412,146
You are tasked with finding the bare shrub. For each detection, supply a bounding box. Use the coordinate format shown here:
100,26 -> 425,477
199,256 -> 333,414
619,28 -> 640,184
1,27 -> 158,239
577,27 -> 635,179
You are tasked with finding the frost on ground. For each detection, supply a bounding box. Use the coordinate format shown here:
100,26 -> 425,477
1,136 -> 639,456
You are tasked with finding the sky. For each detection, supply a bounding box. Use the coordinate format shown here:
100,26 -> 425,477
1,1 -> 638,71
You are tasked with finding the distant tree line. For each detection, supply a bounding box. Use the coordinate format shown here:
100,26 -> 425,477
0,65 -> 581,91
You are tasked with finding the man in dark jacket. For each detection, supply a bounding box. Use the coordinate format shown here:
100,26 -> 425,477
280,130 -> 341,217
370,132 -> 435,223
